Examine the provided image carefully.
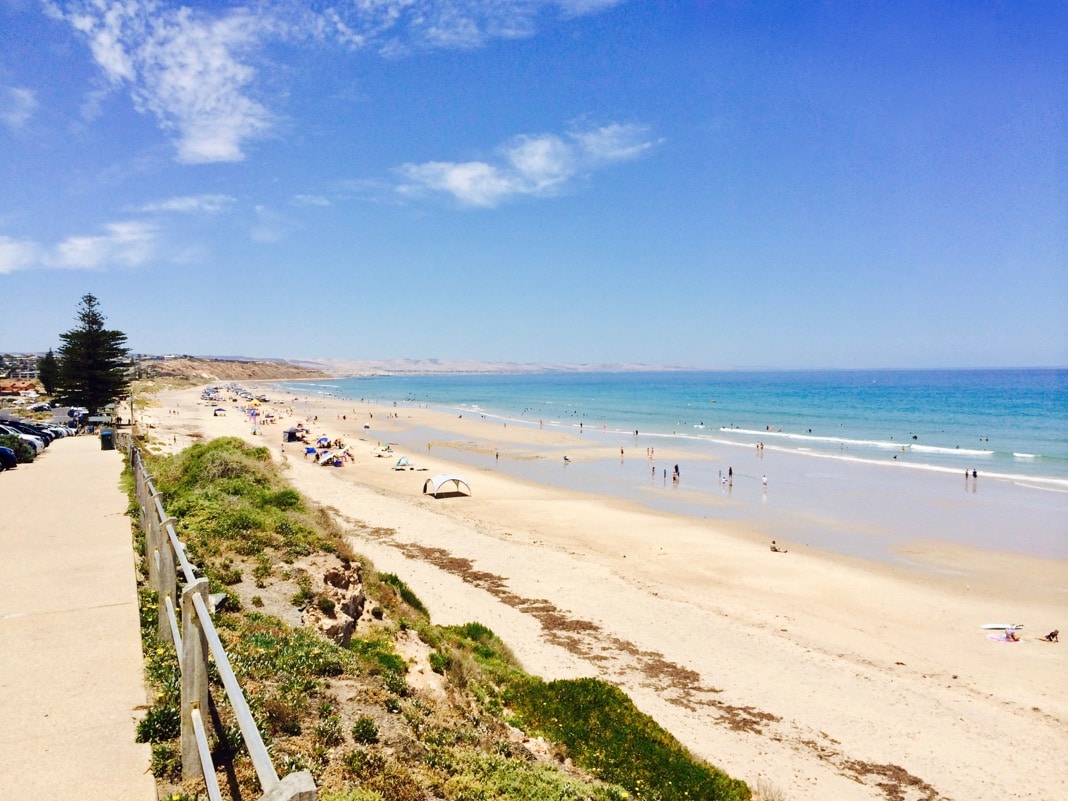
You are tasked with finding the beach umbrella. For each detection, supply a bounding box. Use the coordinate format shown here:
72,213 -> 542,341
317,436 -> 330,444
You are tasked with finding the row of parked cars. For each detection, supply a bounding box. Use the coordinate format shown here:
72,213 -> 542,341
0,417 -> 78,471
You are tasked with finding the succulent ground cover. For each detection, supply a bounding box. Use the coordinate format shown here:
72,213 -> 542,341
129,437 -> 750,801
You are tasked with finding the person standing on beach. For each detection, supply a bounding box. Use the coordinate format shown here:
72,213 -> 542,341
728,466 -> 733,482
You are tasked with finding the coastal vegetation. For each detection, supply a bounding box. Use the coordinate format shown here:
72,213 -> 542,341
130,436 -> 750,801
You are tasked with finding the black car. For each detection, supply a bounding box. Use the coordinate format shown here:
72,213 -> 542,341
0,446 -> 17,470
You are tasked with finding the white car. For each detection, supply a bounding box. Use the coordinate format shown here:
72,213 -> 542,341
0,424 -> 44,454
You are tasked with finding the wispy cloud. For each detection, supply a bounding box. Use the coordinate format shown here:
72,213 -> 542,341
0,236 -> 42,274
0,221 -> 156,274
398,123 -> 659,207
48,1 -> 624,163
137,194 -> 235,214
291,194 -> 331,207
1,86 -> 38,130
251,205 -> 296,244
50,1 -> 270,163
312,1 -> 626,53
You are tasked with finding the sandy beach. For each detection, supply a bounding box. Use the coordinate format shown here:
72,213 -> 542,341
140,384 -> 1067,801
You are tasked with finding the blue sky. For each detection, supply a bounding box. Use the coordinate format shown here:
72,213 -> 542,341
1,1 -> 1064,369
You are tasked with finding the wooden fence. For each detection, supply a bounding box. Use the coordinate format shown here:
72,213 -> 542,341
119,432 -> 316,801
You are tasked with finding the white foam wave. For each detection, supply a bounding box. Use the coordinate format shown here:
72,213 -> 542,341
910,444 -> 993,456
719,427 -> 1001,457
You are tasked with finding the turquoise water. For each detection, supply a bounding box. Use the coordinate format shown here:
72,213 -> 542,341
283,369 -> 1068,486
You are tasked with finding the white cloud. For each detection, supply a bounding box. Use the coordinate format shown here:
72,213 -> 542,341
49,2 -> 623,163
0,236 -> 43,274
292,194 -> 332,207
0,221 -> 157,273
138,194 -> 235,214
573,122 -> 660,162
49,221 -> 157,268
53,1 -> 270,163
1,86 -> 38,130
398,122 -> 658,207
332,1 -> 625,52
401,160 -> 520,207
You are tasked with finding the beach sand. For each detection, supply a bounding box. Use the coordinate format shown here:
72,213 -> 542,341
140,385 -> 1067,801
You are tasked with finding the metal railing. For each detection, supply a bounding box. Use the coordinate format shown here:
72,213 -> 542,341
119,432 -> 316,801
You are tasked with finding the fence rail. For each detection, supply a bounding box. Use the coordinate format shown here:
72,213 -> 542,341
119,432 -> 316,801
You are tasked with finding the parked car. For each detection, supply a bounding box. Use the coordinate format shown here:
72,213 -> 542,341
1,420 -> 53,445
0,446 -> 16,470
0,425 -> 44,454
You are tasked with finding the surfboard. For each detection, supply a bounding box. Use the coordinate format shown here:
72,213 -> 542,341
981,624 -> 1023,630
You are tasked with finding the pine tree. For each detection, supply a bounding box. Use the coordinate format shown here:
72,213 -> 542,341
37,349 -> 60,395
55,294 -> 131,415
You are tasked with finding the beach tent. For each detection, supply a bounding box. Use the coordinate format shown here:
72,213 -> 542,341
422,474 -> 471,498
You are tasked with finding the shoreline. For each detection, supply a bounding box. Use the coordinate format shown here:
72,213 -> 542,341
138,383 -> 1068,801
268,368 -> 1068,488
266,380 -> 1068,565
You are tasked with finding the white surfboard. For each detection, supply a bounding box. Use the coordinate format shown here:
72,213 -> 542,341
981,624 -> 1023,630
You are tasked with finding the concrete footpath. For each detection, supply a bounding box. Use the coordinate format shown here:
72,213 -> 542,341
0,435 -> 156,801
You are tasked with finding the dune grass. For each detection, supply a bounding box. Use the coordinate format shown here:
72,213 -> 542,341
132,436 -> 749,801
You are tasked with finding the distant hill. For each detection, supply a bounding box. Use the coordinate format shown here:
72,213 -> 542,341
136,357 -> 328,382
291,357 -> 690,376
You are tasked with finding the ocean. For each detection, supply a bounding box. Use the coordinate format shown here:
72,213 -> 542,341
275,369 -> 1067,561
282,369 -> 1068,486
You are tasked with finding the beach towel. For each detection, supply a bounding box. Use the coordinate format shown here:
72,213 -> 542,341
987,634 -> 1020,643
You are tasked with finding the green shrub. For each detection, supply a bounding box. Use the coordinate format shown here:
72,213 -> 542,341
316,595 -> 337,616
378,573 -> 428,617
316,713 -> 344,747
441,750 -> 630,801
150,742 -> 181,782
292,572 -> 315,607
351,716 -> 379,744
262,487 -> 303,510
506,677 -> 750,801
429,650 -> 451,674
0,434 -> 35,463
136,704 -> 180,743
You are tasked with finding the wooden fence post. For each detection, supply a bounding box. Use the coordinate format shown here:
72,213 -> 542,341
181,577 -> 211,782
145,505 -> 160,594
158,525 -> 177,642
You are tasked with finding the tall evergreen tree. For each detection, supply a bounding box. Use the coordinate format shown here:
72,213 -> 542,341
37,349 -> 60,395
55,294 -> 131,415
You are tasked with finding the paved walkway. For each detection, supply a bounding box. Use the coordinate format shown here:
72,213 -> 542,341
0,435 -> 156,801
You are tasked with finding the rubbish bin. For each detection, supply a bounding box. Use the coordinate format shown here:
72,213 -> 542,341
100,430 -> 114,450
